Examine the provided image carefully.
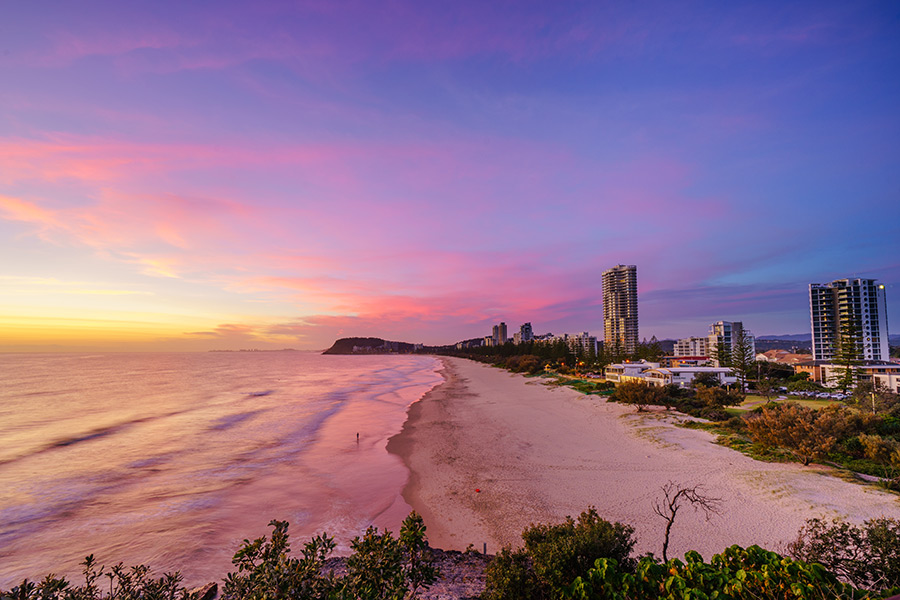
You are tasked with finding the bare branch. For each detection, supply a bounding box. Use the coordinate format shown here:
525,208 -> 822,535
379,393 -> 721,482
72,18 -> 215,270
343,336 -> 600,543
653,481 -> 722,562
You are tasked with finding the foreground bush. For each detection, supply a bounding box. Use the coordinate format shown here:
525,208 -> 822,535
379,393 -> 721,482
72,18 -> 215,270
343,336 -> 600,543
482,511 -> 900,600
788,517 -> 900,591
2,513 -> 437,600
483,508 -> 635,600
567,545 -> 878,599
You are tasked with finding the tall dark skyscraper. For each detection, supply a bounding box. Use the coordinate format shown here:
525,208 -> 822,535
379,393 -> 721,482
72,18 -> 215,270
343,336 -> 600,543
602,264 -> 638,355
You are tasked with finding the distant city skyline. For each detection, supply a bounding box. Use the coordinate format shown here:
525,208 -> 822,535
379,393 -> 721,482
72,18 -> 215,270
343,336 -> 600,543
1,1 -> 898,351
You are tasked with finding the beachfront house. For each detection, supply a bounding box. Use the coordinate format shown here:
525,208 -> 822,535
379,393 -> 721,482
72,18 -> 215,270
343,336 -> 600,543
604,360 -> 659,383
642,367 -> 737,388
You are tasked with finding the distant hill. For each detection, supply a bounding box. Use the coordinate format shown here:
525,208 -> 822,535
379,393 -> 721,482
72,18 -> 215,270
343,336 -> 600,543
756,333 -> 900,346
322,337 -> 418,355
756,333 -> 811,342
753,334 -> 811,353
656,339 -> 676,354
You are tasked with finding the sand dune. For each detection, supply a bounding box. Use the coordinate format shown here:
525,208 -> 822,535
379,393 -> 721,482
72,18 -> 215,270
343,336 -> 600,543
387,357 -> 900,560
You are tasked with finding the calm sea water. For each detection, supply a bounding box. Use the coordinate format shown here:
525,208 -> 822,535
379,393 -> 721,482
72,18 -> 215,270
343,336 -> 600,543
0,352 -> 442,589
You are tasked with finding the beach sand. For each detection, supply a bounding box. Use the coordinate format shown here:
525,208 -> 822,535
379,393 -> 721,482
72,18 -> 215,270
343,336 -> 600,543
387,357 -> 900,560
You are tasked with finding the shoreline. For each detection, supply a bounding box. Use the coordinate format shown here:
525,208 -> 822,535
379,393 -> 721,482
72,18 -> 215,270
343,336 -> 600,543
387,356 -> 900,559
386,357 -> 498,552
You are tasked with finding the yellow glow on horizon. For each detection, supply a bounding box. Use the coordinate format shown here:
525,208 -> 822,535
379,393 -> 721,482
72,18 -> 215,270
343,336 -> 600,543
0,276 -> 311,351
0,314 -> 199,341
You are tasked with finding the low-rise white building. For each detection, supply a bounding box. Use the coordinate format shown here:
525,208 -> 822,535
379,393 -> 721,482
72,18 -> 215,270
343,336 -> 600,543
674,336 -> 710,357
643,367 -> 737,388
857,363 -> 900,393
604,360 -> 659,383
794,360 -> 900,392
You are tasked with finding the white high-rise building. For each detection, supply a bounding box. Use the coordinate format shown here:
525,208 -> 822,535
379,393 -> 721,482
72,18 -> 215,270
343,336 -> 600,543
810,278 -> 889,361
602,265 -> 638,354
708,321 -> 755,364
564,332 -> 598,355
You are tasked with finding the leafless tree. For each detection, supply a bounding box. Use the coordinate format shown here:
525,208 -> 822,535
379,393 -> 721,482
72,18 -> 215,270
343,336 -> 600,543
652,482 -> 723,562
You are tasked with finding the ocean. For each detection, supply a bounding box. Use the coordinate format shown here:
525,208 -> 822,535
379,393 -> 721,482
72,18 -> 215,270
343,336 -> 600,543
0,351 -> 443,589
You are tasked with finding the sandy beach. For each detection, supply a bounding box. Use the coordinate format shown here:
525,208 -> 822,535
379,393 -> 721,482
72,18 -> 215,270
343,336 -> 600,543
387,357 -> 900,560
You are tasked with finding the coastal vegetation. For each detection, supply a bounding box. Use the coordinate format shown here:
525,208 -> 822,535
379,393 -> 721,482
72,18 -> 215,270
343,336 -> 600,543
789,517 -> 900,591
694,396 -> 900,485
600,369 -> 900,488
610,381 -> 742,421
441,337 -> 665,374
5,511 -> 900,599
1,513 -> 437,600
482,508 -> 636,600
482,510 -> 900,599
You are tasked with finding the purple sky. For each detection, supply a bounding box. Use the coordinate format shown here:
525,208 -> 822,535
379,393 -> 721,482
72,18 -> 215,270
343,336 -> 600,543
1,1 -> 898,351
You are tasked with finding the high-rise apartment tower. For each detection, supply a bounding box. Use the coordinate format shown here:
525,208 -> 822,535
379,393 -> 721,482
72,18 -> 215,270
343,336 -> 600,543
602,265 -> 638,354
809,278 -> 889,361
708,321 -> 755,365
520,322 -> 534,342
492,322 -> 508,346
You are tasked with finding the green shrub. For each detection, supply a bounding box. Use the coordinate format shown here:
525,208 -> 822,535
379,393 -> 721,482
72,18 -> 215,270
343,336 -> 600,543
695,385 -> 743,408
344,512 -> 437,600
610,382 -> 666,412
697,406 -> 729,421
344,527 -> 405,600
568,545 -> 875,599
523,508 -> 636,598
482,548 -> 536,600
482,508 -> 635,600
223,519 -> 337,600
724,416 -> 747,431
2,513 -> 438,600
788,517 -> 900,591
1,555 -> 191,600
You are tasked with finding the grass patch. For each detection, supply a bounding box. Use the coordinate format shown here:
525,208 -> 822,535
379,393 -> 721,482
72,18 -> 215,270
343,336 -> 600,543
681,421 -> 797,464
542,374 -> 614,396
781,398 -> 838,410
739,394 -> 768,405
715,434 -> 796,463
564,380 -> 609,395
735,395 -> 839,411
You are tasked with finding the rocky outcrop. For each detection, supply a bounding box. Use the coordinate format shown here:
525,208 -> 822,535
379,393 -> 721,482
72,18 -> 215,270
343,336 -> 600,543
188,582 -> 217,600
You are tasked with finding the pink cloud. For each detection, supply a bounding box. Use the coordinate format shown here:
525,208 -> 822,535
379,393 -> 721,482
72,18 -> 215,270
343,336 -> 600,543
0,194 -> 62,230
0,129 -> 729,343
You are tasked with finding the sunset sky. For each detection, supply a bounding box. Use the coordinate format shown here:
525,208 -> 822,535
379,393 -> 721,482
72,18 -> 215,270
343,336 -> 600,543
1,1 -> 898,351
